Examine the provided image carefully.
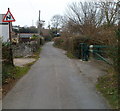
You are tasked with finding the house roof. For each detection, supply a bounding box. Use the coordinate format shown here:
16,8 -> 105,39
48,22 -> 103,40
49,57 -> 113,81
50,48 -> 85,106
19,33 -> 39,38
41,29 -> 50,36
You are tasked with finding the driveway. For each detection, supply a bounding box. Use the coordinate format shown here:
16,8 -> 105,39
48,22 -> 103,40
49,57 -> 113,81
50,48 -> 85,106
3,42 -> 110,109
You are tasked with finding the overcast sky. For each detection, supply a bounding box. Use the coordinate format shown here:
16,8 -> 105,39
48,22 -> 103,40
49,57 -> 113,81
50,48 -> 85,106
1,0 -> 86,28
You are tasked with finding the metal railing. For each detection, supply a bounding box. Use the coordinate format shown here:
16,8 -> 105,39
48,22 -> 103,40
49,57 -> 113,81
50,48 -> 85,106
80,43 -> 113,65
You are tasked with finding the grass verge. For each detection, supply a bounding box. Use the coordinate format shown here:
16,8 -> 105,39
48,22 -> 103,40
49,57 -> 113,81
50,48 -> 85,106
96,68 -> 119,109
66,52 -> 76,59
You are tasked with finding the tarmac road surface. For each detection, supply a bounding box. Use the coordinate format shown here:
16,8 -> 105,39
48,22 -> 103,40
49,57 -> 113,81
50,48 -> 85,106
3,42 -> 110,109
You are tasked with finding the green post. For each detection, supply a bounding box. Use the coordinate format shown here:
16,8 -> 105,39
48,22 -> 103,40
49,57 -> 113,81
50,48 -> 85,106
80,43 -> 89,61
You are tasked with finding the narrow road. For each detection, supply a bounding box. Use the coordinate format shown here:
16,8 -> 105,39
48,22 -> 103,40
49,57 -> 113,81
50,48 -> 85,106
3,42 -> 109,109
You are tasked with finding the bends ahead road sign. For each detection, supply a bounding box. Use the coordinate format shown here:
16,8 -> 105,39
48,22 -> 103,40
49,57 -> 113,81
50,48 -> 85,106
2,8 -> 15,22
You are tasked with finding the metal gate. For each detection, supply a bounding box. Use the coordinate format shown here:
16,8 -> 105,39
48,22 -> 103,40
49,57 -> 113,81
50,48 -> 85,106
80,43 -> 112,65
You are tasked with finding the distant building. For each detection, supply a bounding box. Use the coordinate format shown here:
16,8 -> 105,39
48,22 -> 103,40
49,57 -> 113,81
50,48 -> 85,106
0,14 -> 12,42
19,33 -> 39,42
41,28 -> 50,37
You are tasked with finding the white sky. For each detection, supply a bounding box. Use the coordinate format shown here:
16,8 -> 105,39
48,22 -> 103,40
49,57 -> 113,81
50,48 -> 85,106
1,0 -> 116,28
0,0 -> 83,28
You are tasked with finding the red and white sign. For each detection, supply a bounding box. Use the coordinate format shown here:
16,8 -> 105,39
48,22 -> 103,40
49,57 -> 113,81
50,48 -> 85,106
2,8 -> 15,22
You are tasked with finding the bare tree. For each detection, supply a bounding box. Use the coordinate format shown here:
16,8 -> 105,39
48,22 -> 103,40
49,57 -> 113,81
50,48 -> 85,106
51,15 -> 63,34
66,2 -> 104,26
62,0 -> 119,38
63,1 -> 104,37
98,0 -> 119,26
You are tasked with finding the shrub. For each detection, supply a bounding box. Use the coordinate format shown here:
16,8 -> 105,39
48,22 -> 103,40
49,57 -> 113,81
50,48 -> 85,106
53,37 -> 64,47
2,42 -> 13,65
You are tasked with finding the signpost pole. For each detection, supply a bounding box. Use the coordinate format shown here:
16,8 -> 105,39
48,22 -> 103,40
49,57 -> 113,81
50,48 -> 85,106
7,8 -> 14,66
9,22 -> 11,41
8,15 -> 14,66
2,8 -> 15,65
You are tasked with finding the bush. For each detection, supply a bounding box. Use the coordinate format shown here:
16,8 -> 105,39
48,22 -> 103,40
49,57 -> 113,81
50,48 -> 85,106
53,37 -> 64,47
2,42 -> 13,65
53,35 -> 97,58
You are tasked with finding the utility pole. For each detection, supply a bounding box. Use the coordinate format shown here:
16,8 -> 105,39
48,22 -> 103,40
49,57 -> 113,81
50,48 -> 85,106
38,10 -> 45,36
38,10 -> 41,36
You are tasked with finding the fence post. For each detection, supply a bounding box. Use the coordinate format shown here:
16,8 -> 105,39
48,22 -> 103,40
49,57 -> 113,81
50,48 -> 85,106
80,43 -> 89,61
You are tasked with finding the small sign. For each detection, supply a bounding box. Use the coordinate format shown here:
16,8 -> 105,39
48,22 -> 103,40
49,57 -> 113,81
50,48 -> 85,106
2,8 -> 15,22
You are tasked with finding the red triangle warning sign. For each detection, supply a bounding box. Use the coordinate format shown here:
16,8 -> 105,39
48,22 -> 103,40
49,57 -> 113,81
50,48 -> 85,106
2,8 -> 15,22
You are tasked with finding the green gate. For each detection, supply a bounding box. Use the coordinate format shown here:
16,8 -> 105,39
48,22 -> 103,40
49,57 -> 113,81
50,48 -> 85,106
80,43 -> 112,65
89,45 -> 112,64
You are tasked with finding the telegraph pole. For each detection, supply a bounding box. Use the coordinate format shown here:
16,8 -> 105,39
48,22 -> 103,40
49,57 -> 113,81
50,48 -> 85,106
38,10 -> 45,36
38,10 -> 41,36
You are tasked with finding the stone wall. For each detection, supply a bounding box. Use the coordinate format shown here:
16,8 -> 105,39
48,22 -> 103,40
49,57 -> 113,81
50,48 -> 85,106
12,40 -> 41,57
